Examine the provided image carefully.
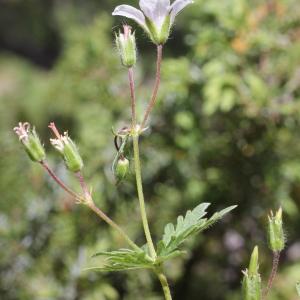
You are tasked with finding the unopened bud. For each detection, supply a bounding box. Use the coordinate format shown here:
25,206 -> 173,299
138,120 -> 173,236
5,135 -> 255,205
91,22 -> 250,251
242,246 -> 261,300
268,208 -> 285,252
14,122 -> 46,162
114,157 -> 129,183
49,122 -> 83,173
115,25 -> 137,68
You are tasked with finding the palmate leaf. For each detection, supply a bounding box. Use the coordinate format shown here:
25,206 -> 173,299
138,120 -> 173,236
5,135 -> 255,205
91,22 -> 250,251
89,248 -> 155,272
157,203 -> 237,258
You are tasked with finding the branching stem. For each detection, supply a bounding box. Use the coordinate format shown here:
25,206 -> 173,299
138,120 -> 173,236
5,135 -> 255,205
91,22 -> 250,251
40,161 -> 139,251
141,45 -> 163,129
263,251 -> 281,299
75,171 -> 141,252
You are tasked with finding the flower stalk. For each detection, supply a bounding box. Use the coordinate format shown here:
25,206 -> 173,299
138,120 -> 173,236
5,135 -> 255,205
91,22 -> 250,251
263,251 -> 280,300
132,134 -> 157,259
141,44 -> 163,129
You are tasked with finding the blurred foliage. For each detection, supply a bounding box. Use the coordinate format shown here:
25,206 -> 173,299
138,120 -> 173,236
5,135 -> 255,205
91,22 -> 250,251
1,0 -> 300,299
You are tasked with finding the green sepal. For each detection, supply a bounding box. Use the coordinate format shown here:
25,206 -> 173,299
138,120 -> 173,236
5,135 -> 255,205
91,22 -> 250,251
242,271 -> 262,300
146,15 -> 171,45
268,208 -> 285,252
115,29 -> 137,67
63,138 -> 84,173
24,129 -> 46,162
248,246 -> 259,276
242,246 -> 261,300
114,157 -> 129,183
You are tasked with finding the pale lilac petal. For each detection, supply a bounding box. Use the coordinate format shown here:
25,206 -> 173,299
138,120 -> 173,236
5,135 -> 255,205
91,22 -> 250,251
139,0 -> 170,28
112,5 -> 146,27
170,0 -> 193,24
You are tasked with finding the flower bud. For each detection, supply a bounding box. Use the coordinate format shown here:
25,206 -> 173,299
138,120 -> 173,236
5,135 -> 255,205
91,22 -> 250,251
49,122 -> 83,173
268,208 -> 285,252
14,122 -> 46,162
114,157 -> 129,183
115,25 -> 137,68
242,246 -> 261,300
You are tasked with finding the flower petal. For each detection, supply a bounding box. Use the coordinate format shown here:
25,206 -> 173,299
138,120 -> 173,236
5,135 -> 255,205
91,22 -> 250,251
170,0 -> 193,24
139,0 -> 170,28
112,5 -> 146,27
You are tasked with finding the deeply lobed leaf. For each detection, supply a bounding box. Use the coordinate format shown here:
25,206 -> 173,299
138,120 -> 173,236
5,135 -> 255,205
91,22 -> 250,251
157,203 -> 237,257
90,248 -> 154,272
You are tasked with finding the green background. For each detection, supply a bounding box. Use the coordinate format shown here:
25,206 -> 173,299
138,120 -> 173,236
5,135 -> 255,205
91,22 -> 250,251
0,0 -> 300,299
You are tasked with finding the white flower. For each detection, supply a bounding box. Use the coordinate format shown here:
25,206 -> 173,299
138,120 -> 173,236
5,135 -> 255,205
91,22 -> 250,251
112,0 -> 193,44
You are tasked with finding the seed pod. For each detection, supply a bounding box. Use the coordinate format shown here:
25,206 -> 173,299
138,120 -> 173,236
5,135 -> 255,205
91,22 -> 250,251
49,122 -> 83,173
268,208 -> 285,252
14,122 -> 46,163
61,138 -> 84,173
242,246 -> 261,300
115,25 -> 137,68
114,157 -> 129,183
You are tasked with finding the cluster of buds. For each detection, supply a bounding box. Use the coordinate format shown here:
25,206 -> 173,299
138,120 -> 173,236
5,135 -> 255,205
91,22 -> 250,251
13,122 -> 46,163
48,122 -> 84,173
115,25 -> 137,68
242,246 -> 262,300
267,207 -> 285,252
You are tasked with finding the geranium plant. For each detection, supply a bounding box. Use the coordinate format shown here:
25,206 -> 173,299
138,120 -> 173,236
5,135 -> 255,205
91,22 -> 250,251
14,1 -> 238,299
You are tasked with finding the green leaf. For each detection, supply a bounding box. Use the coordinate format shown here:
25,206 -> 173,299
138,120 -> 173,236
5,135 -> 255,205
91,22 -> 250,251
89,248 -> 154,272
157,203 -> 237,257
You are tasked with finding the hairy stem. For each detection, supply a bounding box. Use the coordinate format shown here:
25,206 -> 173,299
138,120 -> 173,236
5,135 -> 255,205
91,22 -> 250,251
156,269 -> 173,300
128,67 -> 137,128
263,251 -> 280,299
141,45 -> 163,129
40,160 -> 79,199
132,135 -> 157,258
75,171 -> 141,252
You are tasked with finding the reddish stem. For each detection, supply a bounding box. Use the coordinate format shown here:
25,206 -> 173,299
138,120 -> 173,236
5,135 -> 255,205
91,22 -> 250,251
75,171 -> 91,200
40,160 -> 79,199
263,251 -> 281,299
128,67 -> 137,128
141,44 -> 163,129
75,171 -> 140,251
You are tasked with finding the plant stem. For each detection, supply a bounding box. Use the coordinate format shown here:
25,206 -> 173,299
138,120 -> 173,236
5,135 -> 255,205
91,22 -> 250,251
263,251 -> 280,299
132,135 -> 157,258
41,162 -> 139,251
40,160 -> 79,199
141,45 -> 163,129
128,67 -> 136,128
156,269 -> 173,300
75,171 -> 141,252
